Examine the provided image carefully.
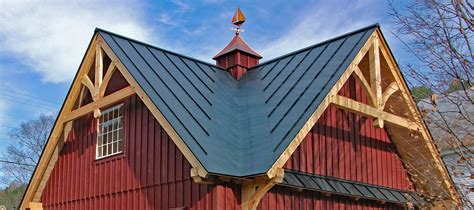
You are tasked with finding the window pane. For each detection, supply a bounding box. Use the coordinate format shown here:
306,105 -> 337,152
108,131 -> 112,143
96,104 -> 124,159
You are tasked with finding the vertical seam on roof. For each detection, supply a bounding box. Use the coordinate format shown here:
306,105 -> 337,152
178,57 -> 215,94
95,28 -> 225,70
105,33 -> 208,155
249,24 -> 379,70
143,47 -> 211,132
184,59 -> 216,83
263,54 -> 297,91
278,29 -> 370,149
265,48 -> 314,104
196,62 -> 218,81
146,48 -> 212,120
260,59 -> 282,80
266,43 -> 330,118
272,28 -> 370,152
257,62 -> 276,80
162,52 -> 213,107
270,36 -> 350,135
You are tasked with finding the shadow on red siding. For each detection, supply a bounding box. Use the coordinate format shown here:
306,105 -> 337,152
41,95 -> 241,210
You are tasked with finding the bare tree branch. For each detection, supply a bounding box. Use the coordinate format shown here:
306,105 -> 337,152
0,114 -> 54,185
388,0 -> 473,207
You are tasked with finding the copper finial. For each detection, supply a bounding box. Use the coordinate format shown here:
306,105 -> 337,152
232,7 -> 246,26
231,7 -> 246,35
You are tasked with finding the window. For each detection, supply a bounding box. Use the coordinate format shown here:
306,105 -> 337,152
96,104 -> 124,159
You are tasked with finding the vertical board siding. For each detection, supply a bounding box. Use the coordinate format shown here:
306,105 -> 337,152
258,186 -> 404,210
284,76 -> 413,190
41,94 -> 241,210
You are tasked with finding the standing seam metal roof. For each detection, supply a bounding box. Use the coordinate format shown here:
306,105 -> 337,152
281,170 -> 424,206
97,24 -> 378,177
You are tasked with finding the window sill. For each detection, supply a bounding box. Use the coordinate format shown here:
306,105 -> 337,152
93,152 -> 126,165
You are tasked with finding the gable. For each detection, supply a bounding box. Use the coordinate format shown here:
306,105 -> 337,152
22,24 -> 458,208
40,95 -> 242,209
21,32 -> 206,209
284,76 -> 414,190
267,27 -> 458,202
98,25 -> 376,177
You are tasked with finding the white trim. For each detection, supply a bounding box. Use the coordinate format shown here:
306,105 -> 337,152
96,104 -> 124,159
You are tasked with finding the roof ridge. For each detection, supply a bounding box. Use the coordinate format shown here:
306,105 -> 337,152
95,28 -> 226,71
97,24 -> 379,177
248,23 -> 379,70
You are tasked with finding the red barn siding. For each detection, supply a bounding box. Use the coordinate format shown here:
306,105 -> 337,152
284,76 -> 413,190
258,186 -> 404,210
40,94 -> 241,210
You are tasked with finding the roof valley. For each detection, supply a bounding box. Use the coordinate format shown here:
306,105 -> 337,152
97,24 -> 378,176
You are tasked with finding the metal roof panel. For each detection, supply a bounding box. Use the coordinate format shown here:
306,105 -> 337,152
281,170 -> 423,205
97,24 -> 378,176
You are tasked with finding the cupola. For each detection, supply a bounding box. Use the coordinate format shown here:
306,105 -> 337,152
212,8 -> 262,80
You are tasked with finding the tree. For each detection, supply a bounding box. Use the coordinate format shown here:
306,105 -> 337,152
389,0 -> 473,207
411,85 -> 434,102
0,183 -> 26,210
0,114 -> 55,185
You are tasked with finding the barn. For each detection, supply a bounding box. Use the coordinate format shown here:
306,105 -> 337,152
21,9 -> 459,210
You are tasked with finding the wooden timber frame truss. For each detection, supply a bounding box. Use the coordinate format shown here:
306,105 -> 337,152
21,29 -> 459,210
255,28 -> 460,209
21,34 -> 208,210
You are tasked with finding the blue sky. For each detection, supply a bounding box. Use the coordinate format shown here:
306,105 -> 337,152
0,0 -> 412,153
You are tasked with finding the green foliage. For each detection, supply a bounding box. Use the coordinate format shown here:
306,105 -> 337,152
445,80 -> 472,94
411,85 -> 433,102
0,183 -> 26,210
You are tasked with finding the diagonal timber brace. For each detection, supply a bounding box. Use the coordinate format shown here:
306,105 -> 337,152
242,168 -> 284,210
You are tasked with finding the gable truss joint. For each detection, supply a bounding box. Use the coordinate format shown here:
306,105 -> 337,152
329,33 -> 418,131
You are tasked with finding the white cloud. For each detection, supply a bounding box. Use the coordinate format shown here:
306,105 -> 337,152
172,0 -> 191,11
0,0 -> 154,83
156,13 -> 177,26
259,0 -> 377,60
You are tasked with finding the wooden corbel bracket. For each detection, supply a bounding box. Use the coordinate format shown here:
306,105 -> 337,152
242,168 -> 285,210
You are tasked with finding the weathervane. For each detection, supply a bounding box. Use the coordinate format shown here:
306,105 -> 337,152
231,7 -> 245,35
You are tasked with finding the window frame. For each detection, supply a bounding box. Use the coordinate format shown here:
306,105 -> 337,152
95,103 -> 125,160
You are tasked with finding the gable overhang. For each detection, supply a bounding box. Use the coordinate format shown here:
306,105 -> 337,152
264,28 -> 460,204
20,25 -> 460,210
20,32 -> 208,209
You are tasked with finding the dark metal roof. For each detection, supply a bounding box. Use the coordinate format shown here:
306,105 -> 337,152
97,24 -> 377,177
281,170 -> 425,206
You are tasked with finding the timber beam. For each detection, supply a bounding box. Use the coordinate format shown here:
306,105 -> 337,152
190,166 -> 211,184
63,86 -> 135,122
242,168 -> 284,210
27,202 -> 43,210
74,43 -> 123,119
369,36 -> 384,128
330,95 -> 421,131
353,66 -> 376,105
